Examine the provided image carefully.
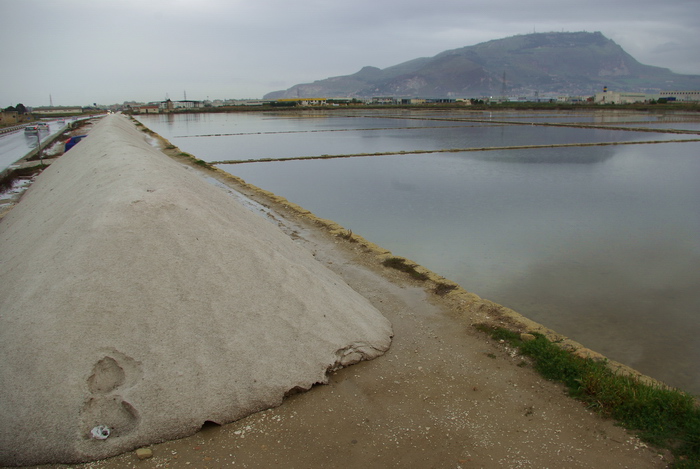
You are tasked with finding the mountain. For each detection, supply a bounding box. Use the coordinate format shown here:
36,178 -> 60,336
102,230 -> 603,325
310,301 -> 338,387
264,32 -> 700,99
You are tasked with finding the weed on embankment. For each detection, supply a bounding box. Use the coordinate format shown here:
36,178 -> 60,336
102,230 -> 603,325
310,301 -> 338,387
338,229 -> 358,243
0,166 -> 43,192
191,157 -> 213,169
380,256 -> 460,296
476,325 -> 700,468
381,257 -> 429,281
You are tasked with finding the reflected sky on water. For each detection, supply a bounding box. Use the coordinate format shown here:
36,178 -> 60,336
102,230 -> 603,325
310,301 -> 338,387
139,110 -> 700,394
138,111 -> 697,163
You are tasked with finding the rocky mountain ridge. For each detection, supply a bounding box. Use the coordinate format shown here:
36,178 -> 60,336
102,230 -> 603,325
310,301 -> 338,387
264,31 -> 700,99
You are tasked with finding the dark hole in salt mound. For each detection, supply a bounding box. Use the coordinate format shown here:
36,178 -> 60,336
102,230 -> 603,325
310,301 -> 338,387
284,385 -> 309,397
199,420 -> 222,434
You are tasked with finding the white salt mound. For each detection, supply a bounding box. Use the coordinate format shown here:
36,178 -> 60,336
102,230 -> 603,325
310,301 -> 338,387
0,114 -> 392,465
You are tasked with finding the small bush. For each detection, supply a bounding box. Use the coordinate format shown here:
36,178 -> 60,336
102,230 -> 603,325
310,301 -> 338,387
0,166 -> 43,192
338,229 -> 357,242
381,257 -> 429,281
434,283 -> 457,296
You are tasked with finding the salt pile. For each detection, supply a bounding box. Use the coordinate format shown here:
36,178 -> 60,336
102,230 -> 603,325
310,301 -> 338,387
0,114 -> 392,465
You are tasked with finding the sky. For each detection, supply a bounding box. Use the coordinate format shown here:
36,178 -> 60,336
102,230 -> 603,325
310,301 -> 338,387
1,0 -> 699,107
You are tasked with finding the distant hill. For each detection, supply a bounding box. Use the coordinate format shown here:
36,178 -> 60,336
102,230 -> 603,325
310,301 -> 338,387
264,31 -> 700,99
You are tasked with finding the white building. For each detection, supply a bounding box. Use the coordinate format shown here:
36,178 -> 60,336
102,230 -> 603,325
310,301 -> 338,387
594,90 -> 654,104
658,90 -> 700,102
171,100 -> 204,109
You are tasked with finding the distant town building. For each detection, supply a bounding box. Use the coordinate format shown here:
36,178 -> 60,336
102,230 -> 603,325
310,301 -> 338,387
594,90 -> 653,104
0,110 -> 20,125
277,98 -> 328,106
122,101 -> 145,108
171,100 -> 204,109
371,97 -> 396,105
226,99 -> 265,106
658,90 -> 700,102
158,100 -> 175,112
137,105 -> 160,114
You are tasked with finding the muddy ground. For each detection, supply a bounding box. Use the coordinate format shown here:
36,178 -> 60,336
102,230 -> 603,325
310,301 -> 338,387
7,123 -> 671,469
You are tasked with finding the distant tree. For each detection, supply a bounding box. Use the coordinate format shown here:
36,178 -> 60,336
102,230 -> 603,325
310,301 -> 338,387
4,105 -> 16,112
15,103 -> 27,114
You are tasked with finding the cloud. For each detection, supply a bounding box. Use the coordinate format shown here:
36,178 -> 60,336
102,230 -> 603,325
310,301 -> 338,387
1,0 -> 698,106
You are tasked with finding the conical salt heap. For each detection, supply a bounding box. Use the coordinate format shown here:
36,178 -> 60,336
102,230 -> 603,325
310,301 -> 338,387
0,114 -> 392,465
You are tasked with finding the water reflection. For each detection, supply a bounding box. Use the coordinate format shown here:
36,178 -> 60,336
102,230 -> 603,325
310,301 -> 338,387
466,145 -> 616,164
224,141 -> 700,394
138,110 -> 700,394
138,111 -> 688,163
495,237 -> 700,389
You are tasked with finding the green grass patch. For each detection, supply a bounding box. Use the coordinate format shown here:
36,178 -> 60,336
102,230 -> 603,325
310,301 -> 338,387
381,257 -> 429,281
475,324 -> 700,467
193,158 -> 212,169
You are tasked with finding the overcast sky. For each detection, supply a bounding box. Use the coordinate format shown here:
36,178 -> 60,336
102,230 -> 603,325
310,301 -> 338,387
1,0 -> 699,107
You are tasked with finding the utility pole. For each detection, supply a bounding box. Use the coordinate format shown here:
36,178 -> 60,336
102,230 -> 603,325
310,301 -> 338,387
36,130 -> 44,167
500,71 -> 507,103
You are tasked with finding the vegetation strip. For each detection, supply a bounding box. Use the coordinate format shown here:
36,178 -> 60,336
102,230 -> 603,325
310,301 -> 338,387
174,118 -> 700,139
338,113 -> 700,134
210,138 -> 700,165
476,325 -> 700,468
470,120 -> 700,134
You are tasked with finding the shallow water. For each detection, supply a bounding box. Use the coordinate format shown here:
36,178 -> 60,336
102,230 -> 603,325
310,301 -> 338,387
137,110 -> 700,394
140,111 -> 694,163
